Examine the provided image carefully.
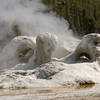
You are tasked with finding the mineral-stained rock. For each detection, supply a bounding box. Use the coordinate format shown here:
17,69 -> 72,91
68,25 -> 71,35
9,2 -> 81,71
60,33 -> 100,63
1,33 -> 100,88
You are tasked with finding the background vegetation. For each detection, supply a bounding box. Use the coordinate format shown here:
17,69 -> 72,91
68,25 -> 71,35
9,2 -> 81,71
42,0 -> 100,36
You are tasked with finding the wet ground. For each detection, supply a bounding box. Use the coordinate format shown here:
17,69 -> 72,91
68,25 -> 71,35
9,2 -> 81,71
0,84 -> 100,100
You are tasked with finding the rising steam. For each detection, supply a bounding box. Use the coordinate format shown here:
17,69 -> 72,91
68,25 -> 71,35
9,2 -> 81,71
0,0 -> 79,69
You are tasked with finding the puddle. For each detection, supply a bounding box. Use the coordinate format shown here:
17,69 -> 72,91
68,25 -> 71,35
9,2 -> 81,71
76,83 -> 95,90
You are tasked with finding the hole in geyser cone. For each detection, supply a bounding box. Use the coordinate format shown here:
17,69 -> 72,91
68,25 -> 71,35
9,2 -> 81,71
17,44 -> 34,63
78,53 -> 90,62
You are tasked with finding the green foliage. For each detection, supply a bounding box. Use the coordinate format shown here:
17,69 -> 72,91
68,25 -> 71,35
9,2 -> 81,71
42,0 -> 100,36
